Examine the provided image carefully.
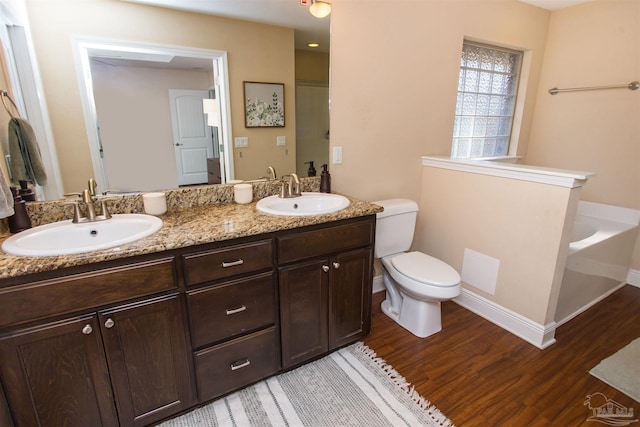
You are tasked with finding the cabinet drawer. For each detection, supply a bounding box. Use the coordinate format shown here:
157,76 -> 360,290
183,240 -> 273,286
187,272 -> 276,348
194,327 -> 279,402
278,219 -> 374,264
0,257 -> 177,328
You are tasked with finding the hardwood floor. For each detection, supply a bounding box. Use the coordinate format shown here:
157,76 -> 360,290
363,285 -> 640,426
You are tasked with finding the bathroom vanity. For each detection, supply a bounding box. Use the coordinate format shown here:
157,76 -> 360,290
0,196 -> 380,427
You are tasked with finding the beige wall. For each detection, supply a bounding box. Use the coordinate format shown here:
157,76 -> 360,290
24,0 -> 296,191
416,167 -> 581,325
329,0 -> 550,203
525,0 -> 640,270
295,50 -> 330,83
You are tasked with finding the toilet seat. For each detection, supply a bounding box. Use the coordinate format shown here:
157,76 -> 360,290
390,251 -> 460,287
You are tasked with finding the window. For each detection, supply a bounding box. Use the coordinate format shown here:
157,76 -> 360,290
451,41 -> 523,159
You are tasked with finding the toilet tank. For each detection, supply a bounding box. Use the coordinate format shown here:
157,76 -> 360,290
373,199 -> 419,258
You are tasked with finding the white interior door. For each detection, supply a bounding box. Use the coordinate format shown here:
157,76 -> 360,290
169,89 -> 213,186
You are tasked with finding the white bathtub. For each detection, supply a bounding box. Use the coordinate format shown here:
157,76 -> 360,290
555,201 -> 640,325
569,214 -> 638,255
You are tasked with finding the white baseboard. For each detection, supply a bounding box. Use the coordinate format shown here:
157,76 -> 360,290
372,274 -> 384,293
627,268 -> 640,288
454,288 -> 556,349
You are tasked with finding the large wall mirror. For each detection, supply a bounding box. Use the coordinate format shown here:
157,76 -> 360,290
73,37 -> 234,192
0,0 -> 330,201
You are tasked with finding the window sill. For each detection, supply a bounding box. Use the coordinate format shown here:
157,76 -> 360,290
422,155 -> 596,188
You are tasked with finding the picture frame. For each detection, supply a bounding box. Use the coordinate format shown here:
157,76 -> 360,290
243,81 -> 285,128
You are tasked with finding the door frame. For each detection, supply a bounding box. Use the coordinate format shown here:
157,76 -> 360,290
72,36 -> 234,186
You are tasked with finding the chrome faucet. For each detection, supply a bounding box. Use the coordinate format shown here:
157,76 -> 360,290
279,173 -> 301,198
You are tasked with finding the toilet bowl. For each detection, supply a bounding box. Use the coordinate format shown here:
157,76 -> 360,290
374,199 -> 461,338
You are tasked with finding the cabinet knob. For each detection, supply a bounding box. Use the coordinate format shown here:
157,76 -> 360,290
333,262 -> 341,269
104,318 -> 115,328
82,324 -> 93,335
322,265 -> 329,272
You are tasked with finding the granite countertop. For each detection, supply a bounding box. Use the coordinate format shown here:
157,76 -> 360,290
0,196 -> 382,281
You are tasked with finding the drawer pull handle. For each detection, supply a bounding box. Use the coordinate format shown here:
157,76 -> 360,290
222,259 -> 244,268
82,324 -> 93,335
230,359 -> 251,371
104,318 -> 115,328
333,262 -> 341,269
322,265 -> 330,272
225,305 -> 247,315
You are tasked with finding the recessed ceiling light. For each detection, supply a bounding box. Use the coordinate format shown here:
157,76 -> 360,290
308,43 -> 320,48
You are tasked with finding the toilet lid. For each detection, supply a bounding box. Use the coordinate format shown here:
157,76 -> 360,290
391,251 -> 460,287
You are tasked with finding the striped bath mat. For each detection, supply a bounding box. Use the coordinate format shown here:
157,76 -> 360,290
160,342 -> 454,426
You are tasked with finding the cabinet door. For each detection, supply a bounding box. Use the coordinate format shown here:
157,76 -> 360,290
99,294 -> 195,427
329,248 -> 373,349
279,259 -> 329,369
0,316 -> 118,427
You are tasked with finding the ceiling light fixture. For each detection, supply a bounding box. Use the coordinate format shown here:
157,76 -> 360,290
309,0 -> 331,18
307,42 -> 320,48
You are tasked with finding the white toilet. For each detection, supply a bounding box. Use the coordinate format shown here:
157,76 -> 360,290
374,199 -> 461,338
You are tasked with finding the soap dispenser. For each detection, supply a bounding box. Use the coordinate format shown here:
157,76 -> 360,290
305,161 -> 317,177
18,180 -> 36,202
8,187 -> 31,233
320,164 -> 331,193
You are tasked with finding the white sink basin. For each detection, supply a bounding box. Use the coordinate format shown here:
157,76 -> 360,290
2,214 -> 163,257
256,192 -> 350,216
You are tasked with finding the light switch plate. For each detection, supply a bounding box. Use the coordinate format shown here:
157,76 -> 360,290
332,146 -> 343,165
234,137 -> 249,148
276,136 -> 286,146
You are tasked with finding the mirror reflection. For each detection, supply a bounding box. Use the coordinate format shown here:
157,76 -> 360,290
0,0 -> 329,200
77,39 -> 232,193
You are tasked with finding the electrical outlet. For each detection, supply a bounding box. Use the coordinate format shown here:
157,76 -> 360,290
332,146 -> 343,165
234,137 -> 249,148
276,136 -> 286,146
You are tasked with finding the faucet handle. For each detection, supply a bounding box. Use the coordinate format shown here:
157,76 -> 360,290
98,199 -> 112,219
63,201 -> 83,223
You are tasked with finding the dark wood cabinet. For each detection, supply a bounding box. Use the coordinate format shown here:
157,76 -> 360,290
329,248 -> 372,349
194,326 -> 279,401
278,219 -> 375,369
279,258 -> 330,367
185,239 -> 280,403
0,215 -> 375,426
0,315 -> 119,427
0,294 -> 194,427
99,294 -> 195,427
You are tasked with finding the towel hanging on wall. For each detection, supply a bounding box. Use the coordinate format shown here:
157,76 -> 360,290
8,117 -> 47,186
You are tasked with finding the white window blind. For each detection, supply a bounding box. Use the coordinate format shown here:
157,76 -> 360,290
451,42 -> 522,158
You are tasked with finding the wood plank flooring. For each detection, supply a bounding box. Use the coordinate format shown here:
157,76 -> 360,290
363,285 -> 640,426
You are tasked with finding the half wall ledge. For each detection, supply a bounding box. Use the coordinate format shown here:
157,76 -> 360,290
421,155 -> 596,188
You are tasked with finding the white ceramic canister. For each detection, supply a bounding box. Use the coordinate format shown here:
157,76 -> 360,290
234,183 -> 253,204
142,192 -> 167,215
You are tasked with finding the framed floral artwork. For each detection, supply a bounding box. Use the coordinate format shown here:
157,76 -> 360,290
243,81 -> 285,127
